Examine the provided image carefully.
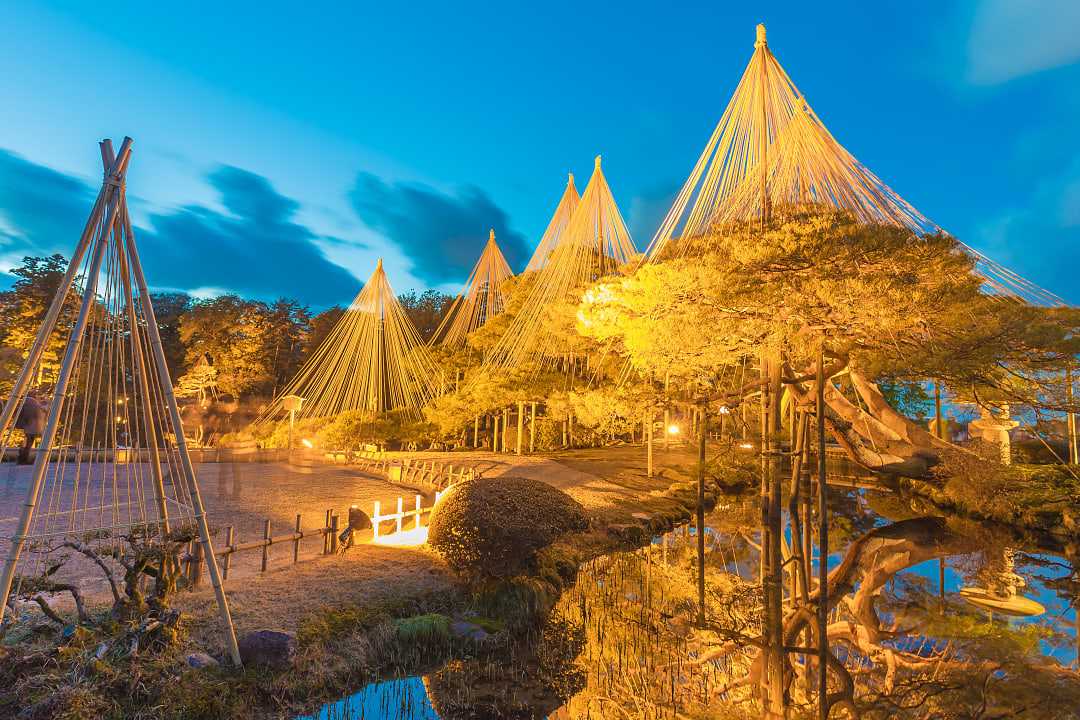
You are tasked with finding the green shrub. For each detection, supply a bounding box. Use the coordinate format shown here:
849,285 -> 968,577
427,477 -> 588,579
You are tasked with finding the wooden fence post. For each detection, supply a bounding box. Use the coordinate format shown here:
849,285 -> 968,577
222,526 -> 234,580
293,514 -> 301,563
396,497 -> 404,534
330,514 -> 339,554
261,519 -> 271,572
414,494 -> 422,530
324,509 -> 332,554
372,501 -> 381,541
190,539 -> 204,589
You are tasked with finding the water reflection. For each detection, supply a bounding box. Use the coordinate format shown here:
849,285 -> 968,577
297,677 -> 438,720
302,484 -> 1080,719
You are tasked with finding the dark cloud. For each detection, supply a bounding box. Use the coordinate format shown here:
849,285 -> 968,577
138,167 -> 360,305
0,149 -> 94,258
0,151 -> 359,307
349,173 -> 529,284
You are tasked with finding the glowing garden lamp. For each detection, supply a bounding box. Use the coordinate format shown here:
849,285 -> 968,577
667,424 -> 680,436
300,438 -> 314,449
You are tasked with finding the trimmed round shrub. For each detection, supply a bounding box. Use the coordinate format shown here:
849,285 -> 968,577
427,477 -> 588,579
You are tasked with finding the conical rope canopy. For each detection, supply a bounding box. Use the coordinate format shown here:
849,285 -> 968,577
481,157 -> 637,371
647,23 -> 1062,306
432,229 -> 513,348
524,173 -> 580,273
260,259 -> 443,423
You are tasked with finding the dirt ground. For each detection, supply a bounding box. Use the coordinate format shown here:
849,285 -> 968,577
3,443 -> 701,643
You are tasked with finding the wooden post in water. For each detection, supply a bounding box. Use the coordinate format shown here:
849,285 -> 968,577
696,399 -> 707,627
934,382 -> 944,440
816,345 -> 829,720
1067,365 -> 1077,464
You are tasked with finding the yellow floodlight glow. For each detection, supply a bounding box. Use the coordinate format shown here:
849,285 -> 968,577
738,442 -> 754,450
717,405 -> 730,415
301,438 -> 314,448
667,424 -> 680,436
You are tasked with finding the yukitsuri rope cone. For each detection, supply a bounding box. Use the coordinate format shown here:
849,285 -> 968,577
481,157 -> 638,373
260,259 -> 443,423
432,229 -> 513,348
647,23 -> 1061,306
0,138 -> 242,665
524,173 -> 580,273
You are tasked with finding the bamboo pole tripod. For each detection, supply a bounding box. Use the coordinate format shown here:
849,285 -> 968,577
0,138 -> 241,666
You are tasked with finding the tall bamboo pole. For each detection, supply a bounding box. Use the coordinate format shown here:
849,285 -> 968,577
473,415 -> 479,448
0,151 -> 124,623
0,147 -> 127,438
493,411 -> 499,452
120,176 -> 242,666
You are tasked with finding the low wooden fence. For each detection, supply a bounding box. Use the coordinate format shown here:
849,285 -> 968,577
370,487 -> 453,541
183,508 -> 345,586
183,453 -> 479,583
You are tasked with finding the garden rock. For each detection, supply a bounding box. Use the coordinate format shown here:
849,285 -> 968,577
238,629 -> 296,669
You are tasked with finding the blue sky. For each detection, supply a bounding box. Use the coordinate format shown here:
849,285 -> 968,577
2,0 -> 1079,307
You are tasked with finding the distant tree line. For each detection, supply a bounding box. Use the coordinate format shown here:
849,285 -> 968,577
0,254 -> 454,403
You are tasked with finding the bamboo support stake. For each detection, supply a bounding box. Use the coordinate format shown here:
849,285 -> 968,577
529,401 -> 536,452
473,415 -> 479,448
330,515 -> 339,553
415,495 -> 422,530
372,502 -> 381,541
396,497 -> 404,534
646,412 -> 654,478
493,413 -> 499,452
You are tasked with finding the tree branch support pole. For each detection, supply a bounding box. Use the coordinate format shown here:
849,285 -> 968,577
646,411 -> 654,478
473,415 -> 479,449
816,345 -> 829,720
493,411 -> 499,453
529,401 -> 536,453
696,398 -> 707,627
516,400 -> 524,455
